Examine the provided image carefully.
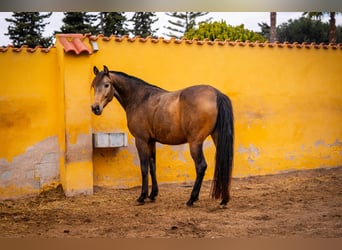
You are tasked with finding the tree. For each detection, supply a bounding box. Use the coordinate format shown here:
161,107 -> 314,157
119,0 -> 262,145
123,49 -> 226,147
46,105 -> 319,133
276,17 -> 331,43
130,12 -> 159,38
98,12 -> 128,37
303,12 -> 340,44
58,12 -> 98,34
259,12 -> 277,42
258,22 -> 270,39
270,12 -> 277,42
337,25 -> 342,43
185,21 -> 266,42
5,12 -> 53,48
164,12 -> 211,38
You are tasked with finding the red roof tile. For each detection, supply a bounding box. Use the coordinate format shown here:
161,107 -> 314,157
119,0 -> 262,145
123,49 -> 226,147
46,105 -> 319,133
56,34 -> 92,55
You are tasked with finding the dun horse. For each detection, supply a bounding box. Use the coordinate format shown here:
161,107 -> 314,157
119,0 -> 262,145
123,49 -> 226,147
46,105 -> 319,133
91,65 -> 234,207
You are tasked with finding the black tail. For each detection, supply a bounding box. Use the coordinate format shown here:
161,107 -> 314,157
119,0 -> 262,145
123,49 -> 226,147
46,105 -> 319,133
211,92 -> 234,203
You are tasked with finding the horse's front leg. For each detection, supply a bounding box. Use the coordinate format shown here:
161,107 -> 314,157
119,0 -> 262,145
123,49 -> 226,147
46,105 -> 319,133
135,138 -> 151,205
148,141 -> 158,201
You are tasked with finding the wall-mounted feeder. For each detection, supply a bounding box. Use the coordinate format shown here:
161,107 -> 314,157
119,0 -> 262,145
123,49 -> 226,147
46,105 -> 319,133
93,133 -> 128,148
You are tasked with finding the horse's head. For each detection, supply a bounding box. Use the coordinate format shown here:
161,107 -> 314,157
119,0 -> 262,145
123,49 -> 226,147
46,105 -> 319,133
91,65 -> 115,115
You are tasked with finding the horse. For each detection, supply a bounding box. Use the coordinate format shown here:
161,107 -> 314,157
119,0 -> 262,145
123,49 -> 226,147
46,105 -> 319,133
91,65 -> 234,208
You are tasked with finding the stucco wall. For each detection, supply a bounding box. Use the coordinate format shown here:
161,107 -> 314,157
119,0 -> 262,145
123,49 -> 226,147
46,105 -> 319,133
0,48 -> 64,198
90,37 -> 342,188
0,36 -> 341,198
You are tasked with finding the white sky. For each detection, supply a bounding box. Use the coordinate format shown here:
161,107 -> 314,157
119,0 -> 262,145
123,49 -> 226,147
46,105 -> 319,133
0,12 -> 341,46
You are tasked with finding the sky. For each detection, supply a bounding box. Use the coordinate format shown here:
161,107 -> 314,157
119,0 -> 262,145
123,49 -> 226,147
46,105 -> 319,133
1,12 -> 341,46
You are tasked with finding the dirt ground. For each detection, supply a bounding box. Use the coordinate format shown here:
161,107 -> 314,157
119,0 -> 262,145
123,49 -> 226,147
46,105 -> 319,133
0,166 -> 341,238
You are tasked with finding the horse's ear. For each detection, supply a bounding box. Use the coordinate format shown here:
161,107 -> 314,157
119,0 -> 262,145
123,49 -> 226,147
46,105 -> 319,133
103,65 -> 109,76
93,66 -> 99,76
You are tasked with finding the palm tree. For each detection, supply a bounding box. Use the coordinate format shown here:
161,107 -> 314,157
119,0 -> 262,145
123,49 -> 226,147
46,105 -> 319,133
303,12 -> 340,44
270,12 -> 277,42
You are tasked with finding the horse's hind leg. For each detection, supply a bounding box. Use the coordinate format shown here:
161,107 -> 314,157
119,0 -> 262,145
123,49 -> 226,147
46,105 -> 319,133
135,139 -> 159,204
186,142 -> 207,207
211,129 -> 218,147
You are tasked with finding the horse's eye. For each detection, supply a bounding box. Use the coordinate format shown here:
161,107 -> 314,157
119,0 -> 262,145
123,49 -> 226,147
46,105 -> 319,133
104,84 -> 109,88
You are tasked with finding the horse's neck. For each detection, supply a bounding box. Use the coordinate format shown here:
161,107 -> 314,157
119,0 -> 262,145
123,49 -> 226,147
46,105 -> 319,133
111,73 -> 144,110
111,73 -> 164,111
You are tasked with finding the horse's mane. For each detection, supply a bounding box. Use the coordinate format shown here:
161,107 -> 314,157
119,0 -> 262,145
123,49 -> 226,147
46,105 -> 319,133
111,71 -> 164,91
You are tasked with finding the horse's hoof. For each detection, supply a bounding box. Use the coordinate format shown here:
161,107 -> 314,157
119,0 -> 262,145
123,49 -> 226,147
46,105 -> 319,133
148,196 -> 156,202
219,204 -> 227,209
219,200 -> 228,209
135,199 -> 145,206
186,200 -> 194,207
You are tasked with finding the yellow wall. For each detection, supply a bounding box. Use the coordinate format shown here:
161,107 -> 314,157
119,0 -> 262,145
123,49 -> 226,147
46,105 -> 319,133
0,48 -> 65,198
0,36 -> 341,199
91,37 -> 342,188
60,50 -> 94,196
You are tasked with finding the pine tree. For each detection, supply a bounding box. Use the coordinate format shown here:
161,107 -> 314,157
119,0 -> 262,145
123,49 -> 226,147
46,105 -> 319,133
58,12 -> 98,34
130,12 -> 159,38
5,12 -> 53,48
258,22 -> 270,39
163,12 -> 211,38
98,12 -> 128,36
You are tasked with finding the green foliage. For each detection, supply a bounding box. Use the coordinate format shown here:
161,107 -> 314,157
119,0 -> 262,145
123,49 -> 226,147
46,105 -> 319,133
99,12 -> 128,37
164,12 -> 211,38
276,17 -> 338,43
130,12 -> 158,38
185,20 -> 266,42
302,12 -> 341,43
337,26 -> 342,42
5,12 -> 53,48
258,22 -> 270,40
58,12 -> 98,34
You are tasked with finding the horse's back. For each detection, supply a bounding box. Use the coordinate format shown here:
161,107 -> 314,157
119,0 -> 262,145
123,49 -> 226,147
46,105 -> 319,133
130,84 -> 219,145
179,85 -> 219,143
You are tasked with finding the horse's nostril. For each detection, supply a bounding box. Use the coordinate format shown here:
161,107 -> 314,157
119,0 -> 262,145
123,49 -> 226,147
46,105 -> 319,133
91,105 -> 101,115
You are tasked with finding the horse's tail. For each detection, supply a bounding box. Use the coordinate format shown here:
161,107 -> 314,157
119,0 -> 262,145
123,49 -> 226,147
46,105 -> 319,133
211,91 -> 234,203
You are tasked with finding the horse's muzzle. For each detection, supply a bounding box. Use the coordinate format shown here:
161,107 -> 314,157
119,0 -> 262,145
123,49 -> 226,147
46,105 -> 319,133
91,104 -> 102,115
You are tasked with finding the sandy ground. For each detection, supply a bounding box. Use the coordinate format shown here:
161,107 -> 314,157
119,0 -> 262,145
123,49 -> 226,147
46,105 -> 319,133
0,166 -> 341,238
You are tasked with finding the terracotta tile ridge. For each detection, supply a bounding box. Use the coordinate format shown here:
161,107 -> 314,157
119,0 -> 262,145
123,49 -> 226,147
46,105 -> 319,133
56,34 -> 342,50
196,39 -> 206,45
216,40 -> 226,46
331,43 -> 342,49
127,36 -> 137,42
163,37 -> 175,44
0,44 -> 53,53
114,35 -> 128,42
89,34 -> 105,41
237,40 -> 246,46
56,33 -> 87,38
138,36 -> 148,43
257,40 -> 342,49
173,38 -> 183,44
0,46 -> 10,52
228,41 -> 237,46
206,39 -> 216,46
